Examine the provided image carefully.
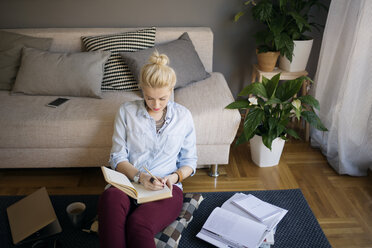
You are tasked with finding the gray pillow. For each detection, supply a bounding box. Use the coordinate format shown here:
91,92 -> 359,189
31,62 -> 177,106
120,32 -> 210,89
0,31 -> 53,90
12,47 -> 111,98
0,46 -> 22,90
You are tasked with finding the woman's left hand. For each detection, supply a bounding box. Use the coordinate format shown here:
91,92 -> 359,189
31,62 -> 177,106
163,173 -> 178,191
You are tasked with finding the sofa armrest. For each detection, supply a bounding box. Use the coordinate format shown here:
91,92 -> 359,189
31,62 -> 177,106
174,72 -> 241,146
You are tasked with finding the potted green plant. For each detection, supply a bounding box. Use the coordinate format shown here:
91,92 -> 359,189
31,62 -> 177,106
235,0 -> 328,72
226,73 -> 327,166
277,0 -> 328,72
235,0 -> 294,71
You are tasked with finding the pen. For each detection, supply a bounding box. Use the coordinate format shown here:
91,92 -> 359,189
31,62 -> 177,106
143,166 -> 162,184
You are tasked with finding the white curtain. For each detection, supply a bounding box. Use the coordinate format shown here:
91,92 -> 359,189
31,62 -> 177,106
311,0 -> 372,176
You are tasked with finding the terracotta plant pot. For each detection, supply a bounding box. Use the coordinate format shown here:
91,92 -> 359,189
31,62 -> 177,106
256,50 -> 280,72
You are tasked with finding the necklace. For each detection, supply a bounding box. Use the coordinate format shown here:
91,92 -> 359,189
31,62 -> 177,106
156,108 -> 167,123
156,108 -> 167,132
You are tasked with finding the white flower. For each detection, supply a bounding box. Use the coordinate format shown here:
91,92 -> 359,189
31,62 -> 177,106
292,99 -> 301,109
248,97 -> 258,105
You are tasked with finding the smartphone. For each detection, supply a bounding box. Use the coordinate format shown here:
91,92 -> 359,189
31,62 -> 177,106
46,98 -> 69,108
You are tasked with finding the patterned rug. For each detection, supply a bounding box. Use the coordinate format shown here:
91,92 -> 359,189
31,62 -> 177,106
0,189 -> 330,248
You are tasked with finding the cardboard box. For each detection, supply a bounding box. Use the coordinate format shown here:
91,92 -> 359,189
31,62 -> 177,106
6,187 -> 62,245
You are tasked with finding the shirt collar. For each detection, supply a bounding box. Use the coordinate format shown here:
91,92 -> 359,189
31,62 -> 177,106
139,100 -> 173,120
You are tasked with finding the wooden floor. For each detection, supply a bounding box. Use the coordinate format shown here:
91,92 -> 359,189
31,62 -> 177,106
0,139 -> 371,247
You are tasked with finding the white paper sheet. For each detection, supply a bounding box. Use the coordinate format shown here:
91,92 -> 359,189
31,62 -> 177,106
200,207 -> 268,248
232,194 -> 282,221
222,193 -> 287,232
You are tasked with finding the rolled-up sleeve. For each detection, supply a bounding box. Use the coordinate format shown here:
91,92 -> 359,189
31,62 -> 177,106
109,106 -> 129,170
177,111 -> 198,175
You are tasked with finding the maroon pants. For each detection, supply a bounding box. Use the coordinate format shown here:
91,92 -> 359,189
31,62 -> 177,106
98,186 -> 183,248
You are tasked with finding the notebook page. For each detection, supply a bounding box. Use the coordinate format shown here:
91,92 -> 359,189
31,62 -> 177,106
232,194 -> 282,221
202,207 -> 267,248
224,193 -> 287,231
134,183 -> 171,198
102,166 -> 134,188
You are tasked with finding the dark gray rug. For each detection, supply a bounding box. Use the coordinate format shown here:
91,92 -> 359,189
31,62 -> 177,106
180,189 -> 331,248
0,189 -> 330,248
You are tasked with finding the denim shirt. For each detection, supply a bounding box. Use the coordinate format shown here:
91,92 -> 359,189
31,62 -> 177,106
109,100 -> 197,188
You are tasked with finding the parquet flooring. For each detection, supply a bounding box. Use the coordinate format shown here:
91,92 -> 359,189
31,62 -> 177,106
0,139 -> 371,247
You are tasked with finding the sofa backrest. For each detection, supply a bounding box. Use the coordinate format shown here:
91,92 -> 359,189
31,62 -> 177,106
2,27 -> 213,72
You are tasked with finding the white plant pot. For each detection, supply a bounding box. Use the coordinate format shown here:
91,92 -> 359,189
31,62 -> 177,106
249,135 -> 285,167
279,39 -> 313,72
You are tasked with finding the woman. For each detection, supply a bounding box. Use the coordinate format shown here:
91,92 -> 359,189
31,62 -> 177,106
98,50 -> 197,248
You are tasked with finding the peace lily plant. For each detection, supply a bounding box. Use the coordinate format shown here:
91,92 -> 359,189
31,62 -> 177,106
226,73 -> 327,150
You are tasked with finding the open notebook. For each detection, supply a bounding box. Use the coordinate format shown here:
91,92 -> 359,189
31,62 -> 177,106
101,166 -> 172,204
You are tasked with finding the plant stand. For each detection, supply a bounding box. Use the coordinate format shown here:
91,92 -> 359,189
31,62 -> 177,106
251,64 -> 311,141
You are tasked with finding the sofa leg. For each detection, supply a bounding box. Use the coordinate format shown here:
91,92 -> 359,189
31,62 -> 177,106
208,164 -> 220,177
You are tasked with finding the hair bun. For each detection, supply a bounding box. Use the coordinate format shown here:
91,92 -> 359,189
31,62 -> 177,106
149,50 -> 169,66
140,50 -> 177,89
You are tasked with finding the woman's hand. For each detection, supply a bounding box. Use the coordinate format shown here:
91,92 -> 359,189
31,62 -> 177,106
139,173 -> 165,191
163,173 -> 178,191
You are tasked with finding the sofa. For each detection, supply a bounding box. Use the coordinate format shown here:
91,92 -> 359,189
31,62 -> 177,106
0,27 -> 240,170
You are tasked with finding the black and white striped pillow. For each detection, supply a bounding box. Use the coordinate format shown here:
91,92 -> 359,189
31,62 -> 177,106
81,27 -> 156,91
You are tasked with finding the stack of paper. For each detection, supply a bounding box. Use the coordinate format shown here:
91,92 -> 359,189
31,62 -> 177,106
231,194 -> 288,232
197,193 -> 288,248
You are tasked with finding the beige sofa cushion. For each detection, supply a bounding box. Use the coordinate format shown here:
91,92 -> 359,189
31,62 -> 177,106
0,91 -> 142,148
0,73 -> 239,149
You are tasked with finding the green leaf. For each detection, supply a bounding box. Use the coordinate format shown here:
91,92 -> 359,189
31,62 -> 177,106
263,73 -> 280,99
286,128 -> 300,139
268,117 -> 277,132
270,15 -> 285,37
271,28 -> 294,62
275,76 -> 307,101
299,95 -> 320,110
243,108 -> 265,140
257,97 -> 266,106
261,134 -> 270,150
276,123 -> 286,137
265,97 -> 282,106
262,133 -> 274,150
238,82 -> 268,98
295,108 -> 301,120
262,76 -> 269,87
278,34 -> 294,62
252,1 -> 273,22
235,133 -> 248,145
234,11 -> 245,22
225,99 -> 250,109
301,111 -> 328,131
244,0 -> 253,5
257,45 -> 271,53
279,0 -> 289,10
288,11 -> 311,32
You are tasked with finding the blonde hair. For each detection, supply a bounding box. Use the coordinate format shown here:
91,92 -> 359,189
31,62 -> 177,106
140,50 -> 176,89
